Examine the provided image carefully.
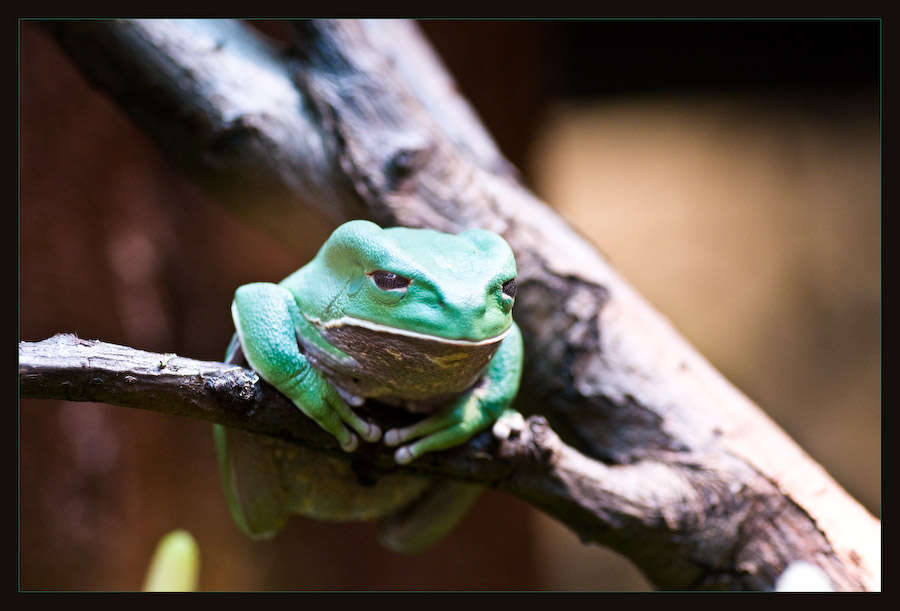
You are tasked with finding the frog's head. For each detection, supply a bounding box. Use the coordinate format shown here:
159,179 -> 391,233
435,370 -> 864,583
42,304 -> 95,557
314,220 -> 517,342
294,220 -> 518,400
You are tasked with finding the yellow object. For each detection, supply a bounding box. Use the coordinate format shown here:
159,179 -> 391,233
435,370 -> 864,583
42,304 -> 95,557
142,529 -> 200,592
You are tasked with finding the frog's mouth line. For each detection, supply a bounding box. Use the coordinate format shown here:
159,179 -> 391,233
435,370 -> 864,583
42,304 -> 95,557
311,315 -> 511,346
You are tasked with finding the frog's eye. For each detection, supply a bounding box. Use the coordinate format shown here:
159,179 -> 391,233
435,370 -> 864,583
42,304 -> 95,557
369,270 -> 411,291
502,278 -> 517,300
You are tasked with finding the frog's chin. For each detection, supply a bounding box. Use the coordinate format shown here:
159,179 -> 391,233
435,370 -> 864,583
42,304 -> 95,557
315,316 -> 511,346
303,315 -> 509,402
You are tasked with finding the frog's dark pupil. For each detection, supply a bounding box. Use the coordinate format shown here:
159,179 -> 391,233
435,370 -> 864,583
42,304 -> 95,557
502,278 -> 517,299
370,270 -> 411,290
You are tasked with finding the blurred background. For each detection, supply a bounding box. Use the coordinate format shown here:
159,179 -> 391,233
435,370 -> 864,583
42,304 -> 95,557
19,19 -> 880,591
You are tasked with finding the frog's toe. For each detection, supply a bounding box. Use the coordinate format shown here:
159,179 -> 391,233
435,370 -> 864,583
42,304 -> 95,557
325,392 -> 381,444
338,433 -> 359,453
360,422 -> 383,443
383,428 -> 403,447
393,445 -> 416,465
383,421 -> 428,447
492,410 -> 525,440
334,386 -> 366,407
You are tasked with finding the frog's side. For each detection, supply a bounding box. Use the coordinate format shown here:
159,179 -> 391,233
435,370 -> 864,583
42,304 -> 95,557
215,220 -> 523,551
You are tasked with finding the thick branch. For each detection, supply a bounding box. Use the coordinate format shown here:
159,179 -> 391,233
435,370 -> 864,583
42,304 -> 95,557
19,334 -> 701,571
36,19 -> 879,590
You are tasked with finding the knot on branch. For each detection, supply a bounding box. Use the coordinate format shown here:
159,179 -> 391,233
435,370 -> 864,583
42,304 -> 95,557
386,145 -> 434,191
203,365 -> 261,408
208,115 -> 263,159
492,414 -> 560,468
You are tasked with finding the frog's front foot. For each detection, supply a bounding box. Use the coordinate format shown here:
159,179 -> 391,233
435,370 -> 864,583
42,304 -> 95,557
278,371 -> 382,452
383,395 -> 503,465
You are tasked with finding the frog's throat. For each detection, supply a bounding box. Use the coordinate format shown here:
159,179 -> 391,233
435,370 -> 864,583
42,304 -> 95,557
299,314 -> 509,404
310,315 -> 512,346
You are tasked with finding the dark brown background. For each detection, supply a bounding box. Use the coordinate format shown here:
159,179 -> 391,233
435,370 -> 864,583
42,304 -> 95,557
19,20 -> 879,591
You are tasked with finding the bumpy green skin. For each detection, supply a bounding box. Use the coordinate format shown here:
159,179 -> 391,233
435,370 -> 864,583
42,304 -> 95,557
217,220 -> 523,547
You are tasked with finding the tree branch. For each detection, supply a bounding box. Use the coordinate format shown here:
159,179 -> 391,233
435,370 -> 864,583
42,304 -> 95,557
19,334 -> 701,579
32,19 -> 879,590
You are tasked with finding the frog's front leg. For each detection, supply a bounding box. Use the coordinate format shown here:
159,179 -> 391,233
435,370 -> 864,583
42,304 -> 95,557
232,282 -> 381,451
384,323 -> 524,464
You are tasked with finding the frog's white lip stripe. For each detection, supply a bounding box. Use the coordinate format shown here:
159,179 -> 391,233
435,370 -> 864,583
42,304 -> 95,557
310,315 -> 511,346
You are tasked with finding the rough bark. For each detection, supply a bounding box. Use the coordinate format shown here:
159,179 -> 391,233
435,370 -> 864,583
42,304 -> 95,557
17,334 -> 707,561
29,19 -> 880,591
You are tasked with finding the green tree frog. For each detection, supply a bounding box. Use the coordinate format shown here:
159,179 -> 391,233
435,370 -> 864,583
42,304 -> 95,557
214,220 -> 524,551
